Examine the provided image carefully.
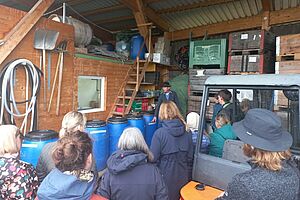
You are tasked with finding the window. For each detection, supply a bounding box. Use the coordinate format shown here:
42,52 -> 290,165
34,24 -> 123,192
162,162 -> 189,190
77,76 -> 105,113
199,87 -> 300,157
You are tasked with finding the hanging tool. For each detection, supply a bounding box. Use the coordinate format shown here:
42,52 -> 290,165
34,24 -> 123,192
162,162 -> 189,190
56,40 -> 67,116
34,28 -> 59,111
47,40 -> 67,114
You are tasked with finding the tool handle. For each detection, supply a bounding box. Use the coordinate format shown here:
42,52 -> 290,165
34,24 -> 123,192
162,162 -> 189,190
48,53 -> 61,112
56,53 -> 64,116
43,49 -> 46,111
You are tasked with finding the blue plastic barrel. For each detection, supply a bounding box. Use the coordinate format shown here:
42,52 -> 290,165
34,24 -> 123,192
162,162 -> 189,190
130,35 -> 146,60
85,120 -> 109,171
107,117 -> 128,155
126,114 -> 145,138
143,112 -> 157,146
20,130 -> 58,167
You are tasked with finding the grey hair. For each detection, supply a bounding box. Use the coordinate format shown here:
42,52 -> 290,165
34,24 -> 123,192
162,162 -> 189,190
118,127 -> 154,162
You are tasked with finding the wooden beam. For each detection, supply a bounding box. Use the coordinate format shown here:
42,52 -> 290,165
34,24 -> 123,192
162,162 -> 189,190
0,0 -> 54,65
269,6 -> 300,25
166,6 -> 300,41
94,15 -> 134,24
122,0 -> 149,48
144,6 -> 171,31
157,0 -> 235,14
262,0 -> 271,11
82,4 -> 127,16
165,14 -> 262,41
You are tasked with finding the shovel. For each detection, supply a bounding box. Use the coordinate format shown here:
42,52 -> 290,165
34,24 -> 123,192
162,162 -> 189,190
34,29 -> 59,111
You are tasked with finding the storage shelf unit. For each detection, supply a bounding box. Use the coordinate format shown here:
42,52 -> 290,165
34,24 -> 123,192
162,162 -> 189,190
189,39 -> 227,69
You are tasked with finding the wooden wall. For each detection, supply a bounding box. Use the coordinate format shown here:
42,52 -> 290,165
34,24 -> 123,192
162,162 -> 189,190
0,5 -> 130,132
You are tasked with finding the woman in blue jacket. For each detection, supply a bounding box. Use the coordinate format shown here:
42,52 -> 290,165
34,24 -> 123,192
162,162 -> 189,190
150,101 -> 193,200
37,131 -> 99,200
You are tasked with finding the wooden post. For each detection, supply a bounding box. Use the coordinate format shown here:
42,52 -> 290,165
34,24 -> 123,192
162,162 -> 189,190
0,0 -> 54,65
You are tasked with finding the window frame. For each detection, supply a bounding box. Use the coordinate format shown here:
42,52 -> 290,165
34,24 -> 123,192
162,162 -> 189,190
77,75 -> 106,114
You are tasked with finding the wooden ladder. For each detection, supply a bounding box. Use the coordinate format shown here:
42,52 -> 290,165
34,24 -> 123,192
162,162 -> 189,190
107,34 -> 152,119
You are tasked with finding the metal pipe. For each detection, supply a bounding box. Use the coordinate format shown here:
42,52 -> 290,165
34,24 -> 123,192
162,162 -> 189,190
62,3 -> 66,23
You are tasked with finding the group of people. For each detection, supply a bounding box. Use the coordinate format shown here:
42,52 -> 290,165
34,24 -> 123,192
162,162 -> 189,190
0,100 -> 193,200
0,82 -> 299,200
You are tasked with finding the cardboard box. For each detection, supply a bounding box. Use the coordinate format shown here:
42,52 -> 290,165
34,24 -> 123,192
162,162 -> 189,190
153,53 -> 166,64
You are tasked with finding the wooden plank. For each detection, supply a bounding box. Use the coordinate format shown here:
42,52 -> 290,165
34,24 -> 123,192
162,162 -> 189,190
269,7 -> 300,25
166,14 -> 262,41
277,34 -> 300,55
157,0 -> 235,14
0,0 -> 54,65
144,6 -> 172,31
166,6 -> 300,41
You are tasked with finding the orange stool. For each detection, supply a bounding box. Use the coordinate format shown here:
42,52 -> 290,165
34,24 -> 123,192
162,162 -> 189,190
180,181 -> 223,200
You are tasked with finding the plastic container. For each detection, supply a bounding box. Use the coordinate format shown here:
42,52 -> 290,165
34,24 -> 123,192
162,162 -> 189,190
143,112 -> 158,146
130,35 -> 146,60
126,114 -> 145,138
20,130 -> 58,167
107,117 -> 129,155
85,120 -> 109,171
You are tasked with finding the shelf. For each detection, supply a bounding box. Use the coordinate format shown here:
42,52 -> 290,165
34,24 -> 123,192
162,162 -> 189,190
135,96 -> 156,100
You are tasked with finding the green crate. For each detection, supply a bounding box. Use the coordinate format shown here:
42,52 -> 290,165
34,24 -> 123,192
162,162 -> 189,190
126,100 -> 142,110
189,39 -> 227,69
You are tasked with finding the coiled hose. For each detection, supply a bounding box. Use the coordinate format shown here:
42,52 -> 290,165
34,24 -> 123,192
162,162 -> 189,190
0,59 -> 42,132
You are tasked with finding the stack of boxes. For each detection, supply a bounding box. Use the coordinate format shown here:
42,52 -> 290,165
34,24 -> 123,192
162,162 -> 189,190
146,37 -> 171,65
275,34 -> 300,108
228,30 -> 276,74
188,38 -> 227,116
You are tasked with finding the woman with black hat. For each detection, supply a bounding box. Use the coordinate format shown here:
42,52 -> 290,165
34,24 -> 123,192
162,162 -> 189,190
217,108 -> 300,200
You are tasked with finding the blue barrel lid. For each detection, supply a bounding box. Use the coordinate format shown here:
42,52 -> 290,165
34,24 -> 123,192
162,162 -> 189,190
126,114 -> 143,120
24,130 -> 58,141
107,117 -> 128,124
143,110 -> 155,116
86,120 -> 106,128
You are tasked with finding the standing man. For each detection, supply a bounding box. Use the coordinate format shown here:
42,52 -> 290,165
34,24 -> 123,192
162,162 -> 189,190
152,81 -> 180,122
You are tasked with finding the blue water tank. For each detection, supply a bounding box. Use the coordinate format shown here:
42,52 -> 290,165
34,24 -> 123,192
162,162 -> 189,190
130,35 -> 146,60
143,112 -> 157,147
126,114 -> 145,138
85,120 -> 109,171
20,130 -> 58,167
107,117 -> 128,155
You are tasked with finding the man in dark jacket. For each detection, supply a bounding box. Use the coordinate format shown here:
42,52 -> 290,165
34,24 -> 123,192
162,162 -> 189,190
152,81 -> 179,122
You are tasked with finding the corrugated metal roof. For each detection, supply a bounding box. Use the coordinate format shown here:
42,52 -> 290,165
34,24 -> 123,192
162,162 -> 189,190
159,0 -> 259,30
1,0 -> 300,33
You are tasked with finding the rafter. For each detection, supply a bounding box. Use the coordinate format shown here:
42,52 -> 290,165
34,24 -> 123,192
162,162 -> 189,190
157,0 -> 236,14
94,15 -> 134,24
165,6 -> 300,41
82,4 -> 127,16
262,0 -> 271,11
121,0 -> 171,32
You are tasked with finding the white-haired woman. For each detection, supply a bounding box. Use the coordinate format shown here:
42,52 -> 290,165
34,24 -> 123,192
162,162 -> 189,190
97,127 -> 168,200
36,111 -> 87,182
0,125 -> 39,199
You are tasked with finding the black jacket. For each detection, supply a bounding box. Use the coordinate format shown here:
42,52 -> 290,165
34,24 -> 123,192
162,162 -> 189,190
97,150 -> 168,200
150,119 -> 193,200
217,160 -> 300,200
154,91 -> 180,118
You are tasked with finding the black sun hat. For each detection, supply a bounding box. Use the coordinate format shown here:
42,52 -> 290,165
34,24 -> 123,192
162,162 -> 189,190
162,81 -> 171,87
232,108 -> 293,152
